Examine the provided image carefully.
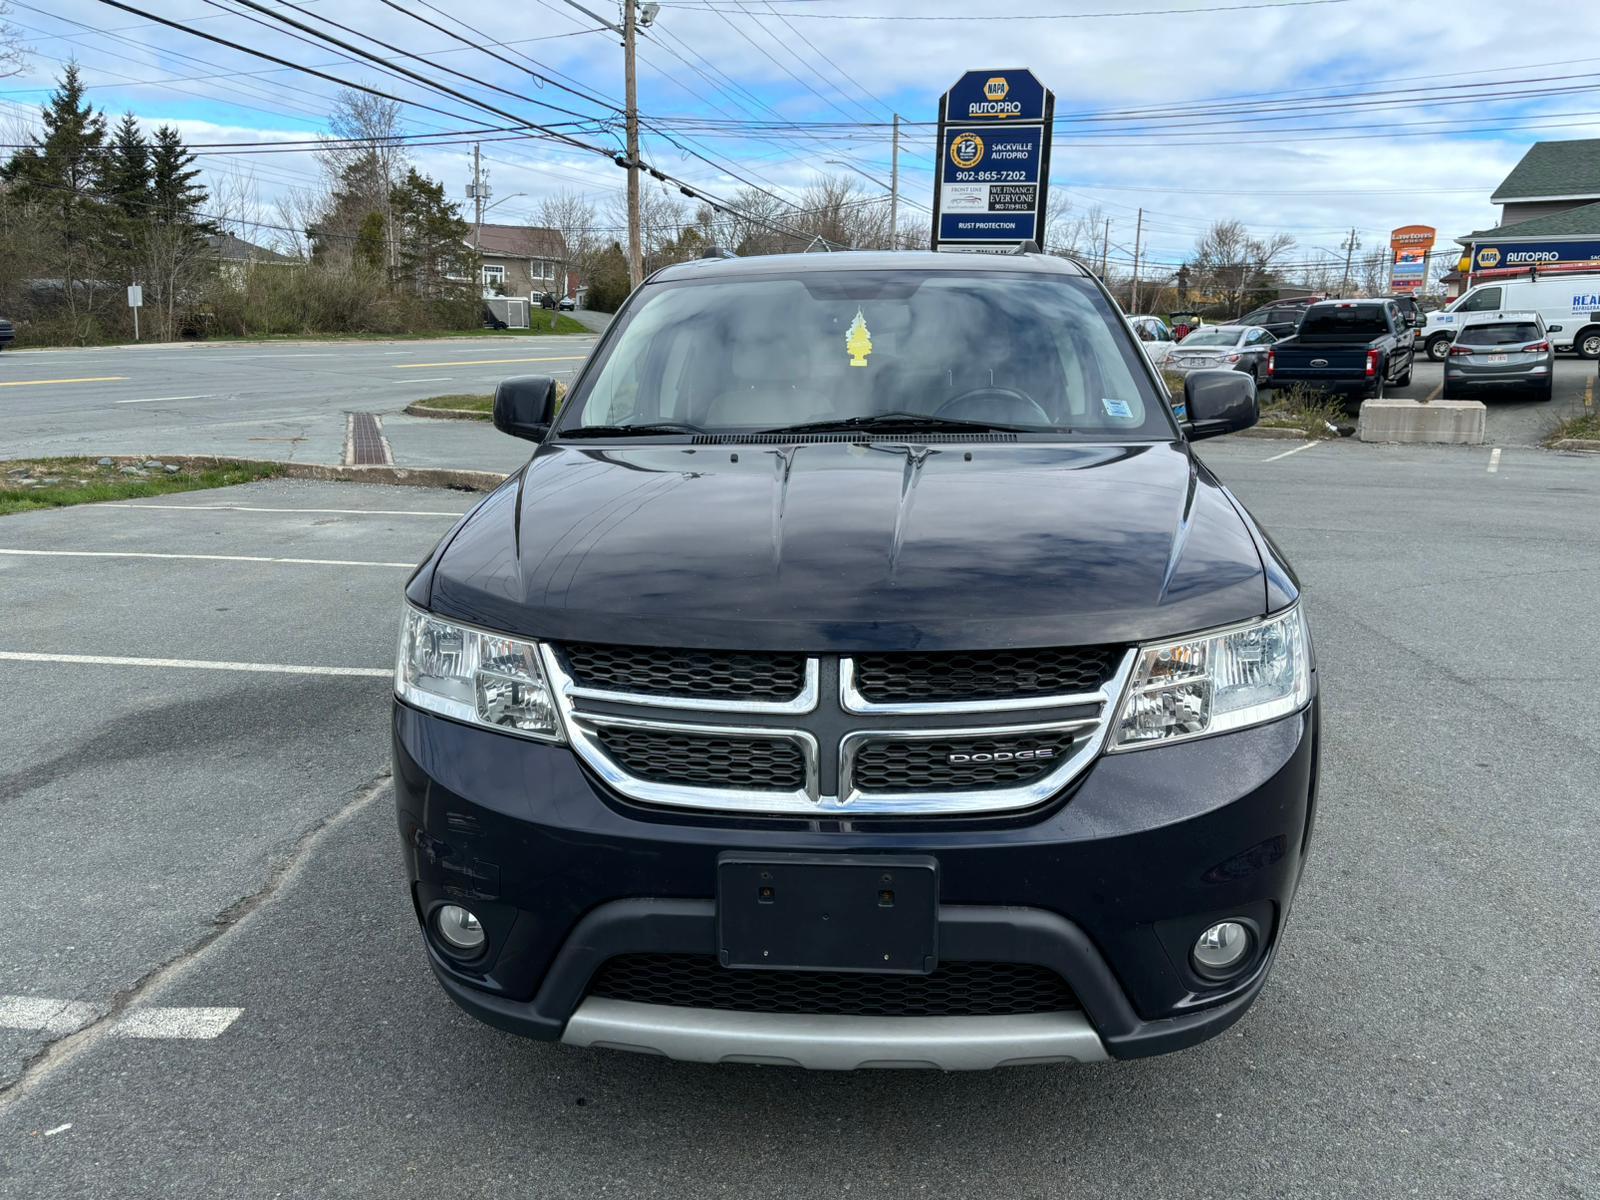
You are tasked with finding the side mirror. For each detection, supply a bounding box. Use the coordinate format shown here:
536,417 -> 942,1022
493,375 -> 560,442
1183,369 -> 1258,441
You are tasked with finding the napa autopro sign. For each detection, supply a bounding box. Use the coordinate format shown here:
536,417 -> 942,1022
932,69 -> 1055,252
1470,239 -> 1600,273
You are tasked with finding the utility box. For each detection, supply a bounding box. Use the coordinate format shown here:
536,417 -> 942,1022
483,297 -> 530,330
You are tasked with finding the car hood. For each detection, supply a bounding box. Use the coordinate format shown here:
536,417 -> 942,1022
424,440 -> 1272,651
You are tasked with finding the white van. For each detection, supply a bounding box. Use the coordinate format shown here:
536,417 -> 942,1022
1421,271 -> 1600,361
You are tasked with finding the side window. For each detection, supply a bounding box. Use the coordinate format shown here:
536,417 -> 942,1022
1457,287 -> 1503,313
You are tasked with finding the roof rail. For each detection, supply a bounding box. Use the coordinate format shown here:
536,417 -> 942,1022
1017,240 -> 1043,255
700,246 -> 736,259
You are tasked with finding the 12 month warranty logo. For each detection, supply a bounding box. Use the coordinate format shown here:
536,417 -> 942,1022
949,132 -> 985,169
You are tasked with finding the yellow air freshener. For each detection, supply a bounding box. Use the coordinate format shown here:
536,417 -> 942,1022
845,309 -> 873,367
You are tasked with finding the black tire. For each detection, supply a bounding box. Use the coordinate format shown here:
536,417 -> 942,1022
1426,334 -> 1452,362
1536,379 -> 1554,402
1575,326 -> 1600,360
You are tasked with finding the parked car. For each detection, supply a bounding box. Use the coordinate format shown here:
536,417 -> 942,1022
0,316 -> 13,351
393,249 -> 1319,1071
1164,324 -> 1276,385
1168,310 -> 1204,340
1266,299 -> 1415,403
1238,298 -> 1318,340
1420,270 -> 1600,361
1380,294 -> 1424,331
1443,310 -> 1554,401
1127,313 -> 1177,365
558,295 -> 576,311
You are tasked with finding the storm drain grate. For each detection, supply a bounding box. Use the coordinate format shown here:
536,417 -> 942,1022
346,412 -> 391,465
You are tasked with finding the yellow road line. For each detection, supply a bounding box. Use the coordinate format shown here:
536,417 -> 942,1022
0,376 -> 128,388
394,356 -> 586,370
1423,382 -> 1443,402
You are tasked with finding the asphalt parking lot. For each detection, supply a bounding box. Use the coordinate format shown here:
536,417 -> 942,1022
1,438 -> 1596,1199
1386,354 -> 1596,445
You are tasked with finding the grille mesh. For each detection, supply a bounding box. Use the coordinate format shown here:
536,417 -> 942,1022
593,726 -> 806,791
852,647 -> 1120,704
587,955 -> 1078,1017
561,643 -> 806,703
852,733 -> 1070,792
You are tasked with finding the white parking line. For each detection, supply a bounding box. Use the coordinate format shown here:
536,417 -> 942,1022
0,651 -> 391,677
114,394 -> 214,404
1262,441 -> 1321,463
1488,447 -> 1502,473
404,376 -> 455,383
0,996 -> 243,1040
0,548 -> 413,567
103,503 -> 463,516
0,996 -> 98,1036
113,1007 -> 243,1040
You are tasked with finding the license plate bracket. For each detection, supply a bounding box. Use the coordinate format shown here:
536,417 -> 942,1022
1487,353 -> 1509,364
716,852 -> 938,974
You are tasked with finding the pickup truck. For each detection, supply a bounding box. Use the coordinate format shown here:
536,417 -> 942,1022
1266,299 -> 1414,400
394,249 -> 1319,1071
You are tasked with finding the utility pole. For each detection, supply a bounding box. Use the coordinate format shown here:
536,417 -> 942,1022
1130,207 -> 1144,313
1340,227 -> 1360,298
623,1 -> 644,289
471,142 -> 483,252
889,113 -> 900,250
1100,218 -> 1111,280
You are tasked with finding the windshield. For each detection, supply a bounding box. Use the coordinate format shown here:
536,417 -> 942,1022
1176,328 -> 1240,347
558,270 -> 1173,439
1459,321 -> 1542,345
1298,307 -> 1388,339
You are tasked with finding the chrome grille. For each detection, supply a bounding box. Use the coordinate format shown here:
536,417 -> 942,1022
850,647 -> 1120,705
850,732 -> 1064,792
562,643 -> 807,703
593,726 -> 806,791
545,643 -> 1135,817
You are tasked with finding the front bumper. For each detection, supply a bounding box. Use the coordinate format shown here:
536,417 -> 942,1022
394,694 -> 1319,1067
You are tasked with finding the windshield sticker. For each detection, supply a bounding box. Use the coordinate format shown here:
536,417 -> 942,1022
846,308 -> 874,367
1102,397 -> 1133,420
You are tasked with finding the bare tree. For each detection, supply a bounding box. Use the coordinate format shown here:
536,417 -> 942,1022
537,188 -> 597,294
607,183 -> 689,273
1190,219 -> 1296,315
272,185 -> 321,261
1,1 -> 26,78
314,90 -> 407,269
1357,246 -> 1390,296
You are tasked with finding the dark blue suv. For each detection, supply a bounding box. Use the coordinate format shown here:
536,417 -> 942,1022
393,251 -> 1319,1070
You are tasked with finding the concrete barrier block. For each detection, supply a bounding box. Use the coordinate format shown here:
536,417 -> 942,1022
1358,398 -> 1486,445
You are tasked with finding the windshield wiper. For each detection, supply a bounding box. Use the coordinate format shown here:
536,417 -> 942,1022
558,421 -> 706,439
758,412 -> 1036,436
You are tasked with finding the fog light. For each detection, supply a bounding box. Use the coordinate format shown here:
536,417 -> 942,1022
1192,921 -> 1251,977
435,904 -> 486,955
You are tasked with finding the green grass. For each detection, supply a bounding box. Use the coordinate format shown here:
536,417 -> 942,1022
0,457 -> 283,515
1547,410 -> 1600,445
411,393 -> 494,417
15,312 -> 590,350
1258,384 -> 1344,439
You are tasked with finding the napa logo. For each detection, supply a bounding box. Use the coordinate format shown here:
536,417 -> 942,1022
949,132 -> 986,170
966,76 -> 1023,118
1476,247 -> 1501,268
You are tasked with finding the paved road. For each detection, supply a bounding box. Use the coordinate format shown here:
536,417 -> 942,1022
0,442 -> 1595,1198
0,334 -> 597,473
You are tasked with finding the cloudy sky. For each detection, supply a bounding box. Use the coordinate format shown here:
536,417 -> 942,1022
4,0 -> 1598,275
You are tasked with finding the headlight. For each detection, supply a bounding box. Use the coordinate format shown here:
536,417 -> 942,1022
395,607 -> 563,741
1111,605 -> 1310,749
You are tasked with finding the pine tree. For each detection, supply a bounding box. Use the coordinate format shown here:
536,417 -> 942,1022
148,124 -> 207,226
391,168 -> 471,296
354,211 -> 387,272
0,63 -> 108,225
104,112 -> 151,219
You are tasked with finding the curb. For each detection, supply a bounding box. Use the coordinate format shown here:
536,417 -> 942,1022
1548,438 -> 1600,453
403,401 -> 490,421
128,454 -> 508,492
1235,426 -> 1315,440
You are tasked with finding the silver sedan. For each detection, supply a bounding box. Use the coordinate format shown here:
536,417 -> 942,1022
1163,324 -> 1276,385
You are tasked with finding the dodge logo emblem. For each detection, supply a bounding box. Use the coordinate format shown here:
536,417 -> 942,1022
948,748 -> 1057,765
